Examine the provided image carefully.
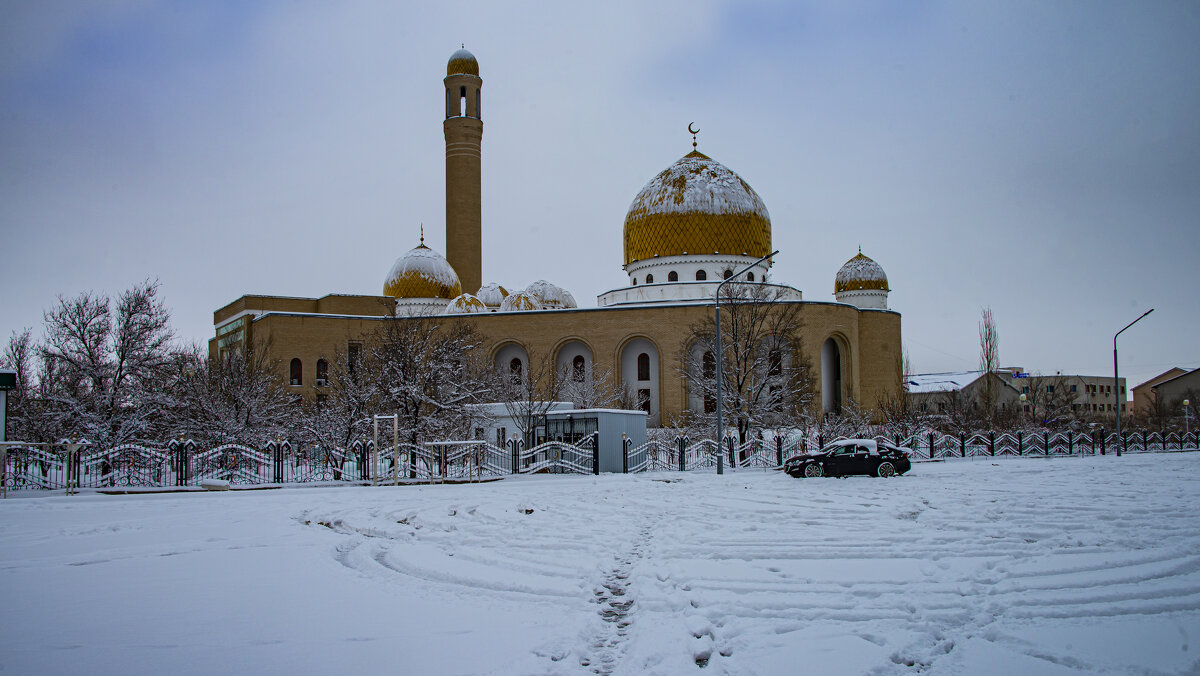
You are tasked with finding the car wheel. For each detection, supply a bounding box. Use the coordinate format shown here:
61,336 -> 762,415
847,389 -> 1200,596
804,463 -> 823,478
877,462 -> 895,478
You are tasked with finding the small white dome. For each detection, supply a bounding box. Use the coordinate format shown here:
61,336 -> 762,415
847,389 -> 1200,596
444,293 -> 487,314
524,279 -> 578,309
476,282 -> 509,308
499,290 -> 541,312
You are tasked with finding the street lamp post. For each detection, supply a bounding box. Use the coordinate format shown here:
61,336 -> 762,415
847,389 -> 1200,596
1184,399 -> 1191,448
715,250 -> 779,473
1113,309 -> 1153,456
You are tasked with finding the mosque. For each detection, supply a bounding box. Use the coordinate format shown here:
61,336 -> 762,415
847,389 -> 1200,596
209,48 -> 902,429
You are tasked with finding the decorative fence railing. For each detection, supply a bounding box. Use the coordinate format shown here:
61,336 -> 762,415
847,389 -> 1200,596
0,432 -> 601,495
2,429 -> 1194,494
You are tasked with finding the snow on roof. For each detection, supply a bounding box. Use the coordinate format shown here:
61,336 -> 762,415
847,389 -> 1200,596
904,371 -> 986,394
384,245 -> 461,298
628,151 -> 769,219
499,290 -> 541,312
835,252 -> 888,292
524,280 -> 578,309
476,282 -> 509,307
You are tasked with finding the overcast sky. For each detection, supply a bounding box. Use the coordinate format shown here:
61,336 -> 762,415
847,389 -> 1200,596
2,1 -> 1197,393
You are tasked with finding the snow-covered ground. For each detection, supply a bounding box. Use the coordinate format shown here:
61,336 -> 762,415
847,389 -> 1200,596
2,453 -> 1199,675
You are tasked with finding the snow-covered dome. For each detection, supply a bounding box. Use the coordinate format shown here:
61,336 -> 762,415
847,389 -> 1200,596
835,249 -> 889,293
624,150 -> 771,265
834,249 -> 889,310
499,290 -> 541,312
476,282 -> 509,309
447,48 -> 479,77
444,293 -> 487,314
524,280 -> 578,309
383,242 -> 462,300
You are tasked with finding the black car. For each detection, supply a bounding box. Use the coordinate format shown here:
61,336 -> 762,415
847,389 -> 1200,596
784,439 -> 912,478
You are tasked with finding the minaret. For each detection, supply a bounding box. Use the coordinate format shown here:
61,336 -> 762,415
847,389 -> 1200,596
443,47 -> 483,296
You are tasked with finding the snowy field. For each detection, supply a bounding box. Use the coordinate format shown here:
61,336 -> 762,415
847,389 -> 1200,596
2,453 -> 1199,675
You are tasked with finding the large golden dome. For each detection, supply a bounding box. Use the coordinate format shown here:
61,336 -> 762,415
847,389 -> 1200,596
383,243 -> 462,299
835,250 -> 889,293
623,150 -> 771,266
447,48 -> 479,77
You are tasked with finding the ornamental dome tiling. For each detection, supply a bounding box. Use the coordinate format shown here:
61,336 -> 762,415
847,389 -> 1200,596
835,250 -> 889,293
447,48 -> 479,77
444,293 -> 487,314
623,150 -> 771,266
383,242 -> 462,300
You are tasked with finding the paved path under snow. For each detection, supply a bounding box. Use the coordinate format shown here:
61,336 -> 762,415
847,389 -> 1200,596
2,453 -> 1199,674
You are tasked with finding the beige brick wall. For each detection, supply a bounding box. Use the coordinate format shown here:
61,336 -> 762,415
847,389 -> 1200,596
209,296 -> 902,426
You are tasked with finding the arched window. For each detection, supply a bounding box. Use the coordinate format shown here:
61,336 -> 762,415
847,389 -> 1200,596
637,353 -> 650,381
509,358 -> 523,384
702,351 -> 715,379
632,277 -> 637,285
645,274 -> 654,284
316,359 -> 329,385
572,355 -> 586,382
747,272 -> 755,282
475,90 -> 480,119
445,89 -> 452,118
723,269 -> 733,280
668,270 -> 678,282
460,86 -> 467,116
289,358 -> 302,386
768,349 -> 782,378
695,270 -> 707,281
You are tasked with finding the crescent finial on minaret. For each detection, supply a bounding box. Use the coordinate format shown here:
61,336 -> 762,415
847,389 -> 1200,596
688,122 -> 699,149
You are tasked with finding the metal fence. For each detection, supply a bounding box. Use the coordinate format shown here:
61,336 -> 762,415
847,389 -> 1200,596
0,432 -> 602,495
2,428 -> 1195,495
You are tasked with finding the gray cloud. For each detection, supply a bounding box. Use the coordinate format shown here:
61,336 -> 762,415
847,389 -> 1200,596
2,1 -> 1196,389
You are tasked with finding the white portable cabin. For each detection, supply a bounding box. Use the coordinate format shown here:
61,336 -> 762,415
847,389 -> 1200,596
543,408 -> 647,473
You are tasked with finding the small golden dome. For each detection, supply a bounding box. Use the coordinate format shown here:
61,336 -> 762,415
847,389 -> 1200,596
835,250 -> 889,293
624,150 -> 771,266
447,48 -> 479,77
383,243 -> 462,300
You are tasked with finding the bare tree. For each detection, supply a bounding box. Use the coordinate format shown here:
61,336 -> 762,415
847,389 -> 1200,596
1020,373 -> 1076,429
558,362 -> 624,410
937,387 -> 982,436
499,350 -> 564,445
2,328 -> 39,441
819,396 -> 875,440
680,282 -> 814,442
38,280 -> 175,446
372,314 -> 492,446
978,307 -> 999,417
170,342 -> 299,447
878,346 -> 925,439
300,344 -> 379,465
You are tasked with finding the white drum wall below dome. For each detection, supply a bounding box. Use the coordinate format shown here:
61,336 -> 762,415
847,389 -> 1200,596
625,254 -> 770,287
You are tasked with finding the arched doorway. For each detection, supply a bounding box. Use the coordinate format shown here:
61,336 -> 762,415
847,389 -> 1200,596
821,338 -> 842,416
